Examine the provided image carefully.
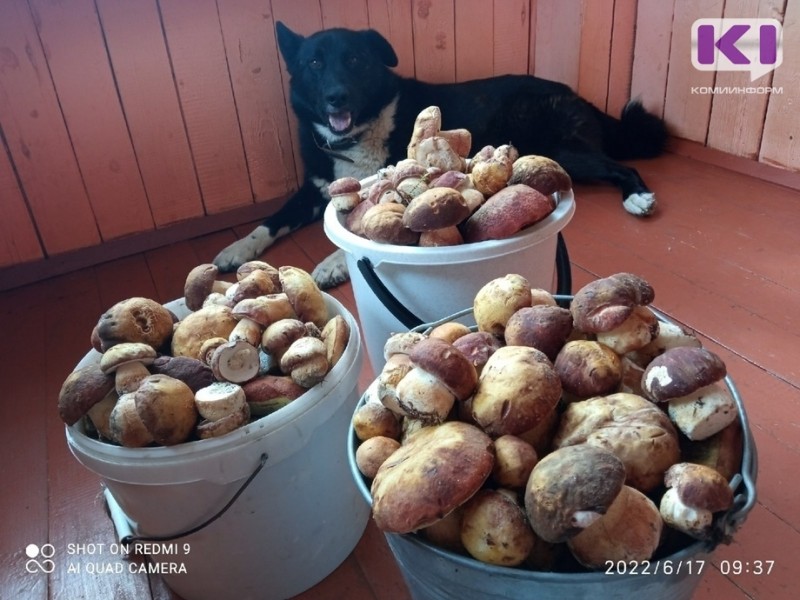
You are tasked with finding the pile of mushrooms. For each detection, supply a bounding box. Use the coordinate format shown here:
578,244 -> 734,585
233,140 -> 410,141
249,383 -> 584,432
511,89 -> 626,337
352,272 -> 743,571
58,261 -> 349,447
329,106 -> 571,246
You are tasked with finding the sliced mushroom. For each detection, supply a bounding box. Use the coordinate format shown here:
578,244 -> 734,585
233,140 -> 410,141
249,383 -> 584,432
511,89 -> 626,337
209,340 -> 261,383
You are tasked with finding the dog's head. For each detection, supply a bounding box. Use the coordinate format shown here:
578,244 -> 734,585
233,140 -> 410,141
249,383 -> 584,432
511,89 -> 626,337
276,22 -> 400,138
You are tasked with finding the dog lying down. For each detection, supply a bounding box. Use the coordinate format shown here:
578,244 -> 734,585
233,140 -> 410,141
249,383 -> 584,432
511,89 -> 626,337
213,22 -> 668,288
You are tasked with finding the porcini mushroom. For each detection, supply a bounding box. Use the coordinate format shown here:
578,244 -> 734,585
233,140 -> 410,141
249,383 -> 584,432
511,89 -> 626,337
328,177 -> 363,211
659,462 -> 734,540
99,342 -> 158,395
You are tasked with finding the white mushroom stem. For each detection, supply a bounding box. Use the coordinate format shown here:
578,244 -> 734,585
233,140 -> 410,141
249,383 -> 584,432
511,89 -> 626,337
570,510 -> 603,530
659,487 -> 712,538
667,382 -> 737,441
114,361 -> 151,395
229,317 -> 263,347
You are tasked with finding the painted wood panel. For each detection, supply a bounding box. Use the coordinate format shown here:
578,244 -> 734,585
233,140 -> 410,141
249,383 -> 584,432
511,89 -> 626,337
159,0 -> 253,213
454,0 -> 495,81
410,0 -> 456,82
366,0 -> 416,78
0,0 -> 100,255
96,0 -> 205,227
492,0 -> 532,76
217,0 -> 298,201
630,0 -> 675,118
577,0 -> 614,110
532,0 -> 582,89
760,0 -> 800,170
606,0 -> 637,116
0,140 -> 42,267
29,0 -> 154,240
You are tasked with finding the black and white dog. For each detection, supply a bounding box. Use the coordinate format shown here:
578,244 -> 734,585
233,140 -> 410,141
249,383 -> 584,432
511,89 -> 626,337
213,22 -> 667,286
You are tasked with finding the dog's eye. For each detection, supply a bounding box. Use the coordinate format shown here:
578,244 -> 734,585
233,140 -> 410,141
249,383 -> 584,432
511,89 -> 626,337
308,58 -> 323,70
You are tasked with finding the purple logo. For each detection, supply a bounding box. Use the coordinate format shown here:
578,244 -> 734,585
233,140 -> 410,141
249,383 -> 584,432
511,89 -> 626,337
692,19 -> 783,81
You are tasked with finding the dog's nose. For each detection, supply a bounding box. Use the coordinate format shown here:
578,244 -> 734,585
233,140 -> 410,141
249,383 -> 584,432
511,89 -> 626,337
325,88 -> 349,109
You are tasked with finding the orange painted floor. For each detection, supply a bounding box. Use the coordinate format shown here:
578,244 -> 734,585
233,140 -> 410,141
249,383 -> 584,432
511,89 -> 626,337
0,152 -> 797,599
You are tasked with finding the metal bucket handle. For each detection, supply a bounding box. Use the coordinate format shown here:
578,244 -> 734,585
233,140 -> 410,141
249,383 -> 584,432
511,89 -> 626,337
356,232 -> 572,330
406,300 -> 758,548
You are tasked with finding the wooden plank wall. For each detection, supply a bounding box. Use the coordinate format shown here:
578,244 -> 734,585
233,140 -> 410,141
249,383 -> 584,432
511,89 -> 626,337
0,0 -> 797,276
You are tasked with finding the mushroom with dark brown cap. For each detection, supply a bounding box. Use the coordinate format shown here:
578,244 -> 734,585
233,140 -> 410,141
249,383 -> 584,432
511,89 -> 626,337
642,346 -> 736,440
134,374 -> 198,446
109,392 -> 154,447
321,314 -> 350,368
99,342 -> 157,395
595,305 -> 660,355
236,260 -> 281,289
660,462 -> 734,540
184,264 -> 232,311
370,420 -> 495,533
504,304 -> 574,361
462,184 -> 555,243
524,444 -> 626,543
452,331 -> 504,376
408,337 -> 478,402
227,269 -> 276,305
328,177 -> 363,211
508,155 -> 572,196
567,485 -> 663,568
261,318 -> 307,363
402,187 -> 470,232
233,294 -> 297,328
58,363 -> 115,426
554,340 -> 622,399
149,355 -> 215,392
471,345 -> 562,437
95,297 -> 175,351
570,272 -> 655,334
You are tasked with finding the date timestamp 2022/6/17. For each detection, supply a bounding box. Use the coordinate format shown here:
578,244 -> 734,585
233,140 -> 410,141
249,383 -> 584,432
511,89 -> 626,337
605,559 -> 775,576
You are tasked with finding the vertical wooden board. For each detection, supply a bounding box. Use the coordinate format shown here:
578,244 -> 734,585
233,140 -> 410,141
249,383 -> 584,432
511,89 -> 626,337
366,0 -> 416,77
96,0 -> 204,228
454,0 -> 494,81
0,0 -> 100,255
533,0 -> 582,89
760,0 -> 800,170
159,0 -> 253,213
410,0 -> 456,82
577,0 -> 614,110
216,0 -> 298,202
271,0 -> 325,186
29,0 -> 154,242
706,0 -> 782,160
0,143 -> 43,267
663,0 -> 722,142
492,0 -> 531,75
605,0 -> 637,116
630,0 -> 675,118
320,0 -> 370,29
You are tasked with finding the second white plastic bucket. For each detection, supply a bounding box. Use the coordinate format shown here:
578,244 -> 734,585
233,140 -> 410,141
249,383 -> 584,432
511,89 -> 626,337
324,192 -> 575,373
66,294 -> 369,600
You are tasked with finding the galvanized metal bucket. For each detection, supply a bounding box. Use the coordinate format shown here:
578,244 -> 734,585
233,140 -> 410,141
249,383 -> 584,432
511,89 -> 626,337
347,300 -> 757,600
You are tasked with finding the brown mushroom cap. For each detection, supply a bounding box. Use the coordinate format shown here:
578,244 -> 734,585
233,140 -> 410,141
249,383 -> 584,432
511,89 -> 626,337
471,345 -> 562,437
171,304 -> 238,360
370,421 -> 495,533
149,355 -> 215,393
462,184 -> 555,243
362,203 -> 420,245
58,363 -> 116,426
504,304 -> 574,361
328,176 -> 361,195
509,155 -> 572,196
95,297 -> 175,351
280,336 -> 329,388
402,187 -> 470,232
553,392 -> 681,493
233,294 -> 297,328
570,273 -> 655,333
184,264 -> 220,311
524,444 -> 626,543
473,274 -> 532,337
134,374 -> 198,446
664,462 -> 734,513
452,331 -> 504,376
99,342 -> 157,373
241,375 -> 307,416
642,346 -> 727,402
408,337 -> 478,401
236,260 -> 281,289
321,314 -> 350,368
279,266 -> 328,328
554,340 -> 622,398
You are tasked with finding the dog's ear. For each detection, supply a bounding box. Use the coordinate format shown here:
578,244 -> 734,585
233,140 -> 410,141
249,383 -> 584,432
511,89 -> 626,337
275,21 -> 304,63
360,29 -> 399,68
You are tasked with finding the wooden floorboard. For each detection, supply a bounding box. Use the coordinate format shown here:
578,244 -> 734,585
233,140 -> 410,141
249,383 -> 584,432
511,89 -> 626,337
0,152 -> 797,599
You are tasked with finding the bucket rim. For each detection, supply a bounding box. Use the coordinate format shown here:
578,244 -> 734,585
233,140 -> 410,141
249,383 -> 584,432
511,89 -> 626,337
323,190 -> 575,267
66,293 -> 362,478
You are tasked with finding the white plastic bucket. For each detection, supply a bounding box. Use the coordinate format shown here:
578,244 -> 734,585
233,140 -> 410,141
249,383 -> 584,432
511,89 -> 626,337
67,294 -> 370,600
323,191 -> 575,373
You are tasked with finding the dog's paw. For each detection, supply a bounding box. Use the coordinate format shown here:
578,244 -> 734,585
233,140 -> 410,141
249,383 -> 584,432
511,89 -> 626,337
213,226 -> 274,272
623,192 -> 657,217
312,250 -> 350,289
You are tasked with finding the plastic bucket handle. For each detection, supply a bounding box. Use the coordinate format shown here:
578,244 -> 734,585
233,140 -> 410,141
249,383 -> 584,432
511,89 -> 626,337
356,232 -> 573,330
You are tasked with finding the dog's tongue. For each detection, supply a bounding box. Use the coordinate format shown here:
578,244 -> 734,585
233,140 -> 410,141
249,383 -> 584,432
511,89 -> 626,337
328,112 -> 352,132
